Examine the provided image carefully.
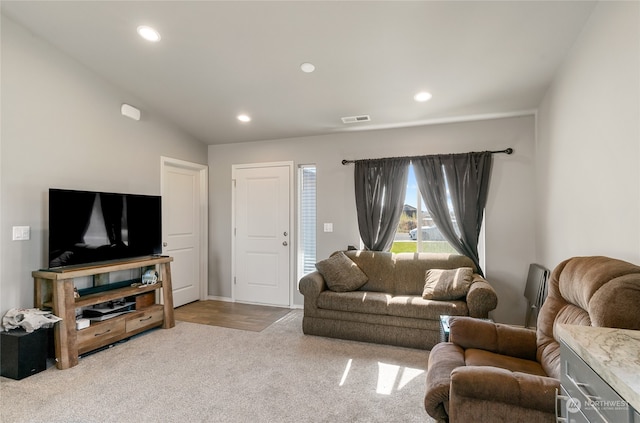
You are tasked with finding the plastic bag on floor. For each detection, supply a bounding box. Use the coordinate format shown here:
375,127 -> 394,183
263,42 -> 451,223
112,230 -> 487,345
2,308 -> 62,332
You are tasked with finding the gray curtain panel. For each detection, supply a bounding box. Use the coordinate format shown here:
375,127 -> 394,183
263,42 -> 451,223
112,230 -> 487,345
354,158 -> 410,251
413,152 -> 492,276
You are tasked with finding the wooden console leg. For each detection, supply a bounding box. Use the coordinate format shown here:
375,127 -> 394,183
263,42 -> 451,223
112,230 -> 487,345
52,278 -> 78,369
34,278 -> 44,308
160,262 -> 175,329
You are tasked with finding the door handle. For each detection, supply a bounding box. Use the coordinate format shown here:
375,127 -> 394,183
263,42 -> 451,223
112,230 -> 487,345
283,231 -> 288,236
282,241 -> 288,246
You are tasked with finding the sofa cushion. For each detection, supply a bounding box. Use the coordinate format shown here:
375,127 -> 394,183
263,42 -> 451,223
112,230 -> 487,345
316,291 -> 391,315
387,296 -> 469,319
464,349 -> 548,377
423,267 -> 474,300
315,252 -> 369,292
316,292 -> 469,320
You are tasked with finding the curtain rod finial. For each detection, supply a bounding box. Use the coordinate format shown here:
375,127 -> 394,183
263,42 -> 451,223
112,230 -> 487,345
506,148 -> 514,155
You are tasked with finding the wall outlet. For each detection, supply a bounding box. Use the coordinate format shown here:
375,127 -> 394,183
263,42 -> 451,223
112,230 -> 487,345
12,226 -> 30,241
323,223 -> 333,233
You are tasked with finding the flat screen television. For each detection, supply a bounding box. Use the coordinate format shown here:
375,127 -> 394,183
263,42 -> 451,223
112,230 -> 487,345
48,188 -> 162,269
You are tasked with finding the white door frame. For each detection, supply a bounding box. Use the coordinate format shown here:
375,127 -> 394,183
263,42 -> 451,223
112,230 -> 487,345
231,161 -> 294,307
161,156 -> 209,302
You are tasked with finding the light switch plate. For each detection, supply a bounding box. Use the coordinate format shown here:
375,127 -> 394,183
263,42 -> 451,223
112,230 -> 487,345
323,223 -> 333,233
12,226 -> 30,241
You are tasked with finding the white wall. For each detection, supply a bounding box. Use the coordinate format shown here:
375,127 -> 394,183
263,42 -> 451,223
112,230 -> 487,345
0,16 -> 208,316
209,115 -> 536,324
536,1 -> 640,269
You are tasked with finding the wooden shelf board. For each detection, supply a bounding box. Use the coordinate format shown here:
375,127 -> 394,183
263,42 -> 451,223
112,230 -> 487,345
32,256 -> 173,280
75,282 -> 163,308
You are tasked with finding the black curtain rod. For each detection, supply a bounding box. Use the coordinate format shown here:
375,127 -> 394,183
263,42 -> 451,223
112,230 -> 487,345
341,148 -> 513,165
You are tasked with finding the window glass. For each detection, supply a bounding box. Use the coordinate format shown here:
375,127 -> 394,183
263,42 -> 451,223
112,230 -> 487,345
298,165 -> 316,280
393,165 -> 457,254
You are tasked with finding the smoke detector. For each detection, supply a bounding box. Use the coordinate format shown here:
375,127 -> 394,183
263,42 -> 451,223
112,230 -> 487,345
341,115 -> 371,124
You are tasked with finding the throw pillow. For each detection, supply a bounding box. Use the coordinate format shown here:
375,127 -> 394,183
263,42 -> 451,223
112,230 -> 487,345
422,267 -> 474,300
315,252 -> 369,292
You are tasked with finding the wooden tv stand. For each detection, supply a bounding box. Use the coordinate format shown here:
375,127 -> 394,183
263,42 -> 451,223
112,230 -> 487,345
33,256 -> 175,369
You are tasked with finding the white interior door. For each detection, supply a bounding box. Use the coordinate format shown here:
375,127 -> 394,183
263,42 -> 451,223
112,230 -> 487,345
233,163 -> 292,306
161,157 -> 208,307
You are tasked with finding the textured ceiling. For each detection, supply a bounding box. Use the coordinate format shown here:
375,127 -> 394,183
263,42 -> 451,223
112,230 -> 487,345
1,1 -> 597,145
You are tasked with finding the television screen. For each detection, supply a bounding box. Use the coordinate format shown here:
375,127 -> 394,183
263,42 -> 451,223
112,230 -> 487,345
48,189 -> 162,269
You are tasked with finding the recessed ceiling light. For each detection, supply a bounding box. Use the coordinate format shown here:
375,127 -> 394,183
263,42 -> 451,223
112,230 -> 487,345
414,91 -> 432,102
237,114 -> 251,123
300,62 -> 315,73
137,26 -> 161,42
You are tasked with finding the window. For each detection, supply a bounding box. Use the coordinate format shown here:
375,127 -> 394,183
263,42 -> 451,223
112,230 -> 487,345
393,164 -> 457,254
298,165 -> 316,281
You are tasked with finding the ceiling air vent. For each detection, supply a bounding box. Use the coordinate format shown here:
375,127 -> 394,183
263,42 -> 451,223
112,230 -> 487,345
341,115 -> 371,124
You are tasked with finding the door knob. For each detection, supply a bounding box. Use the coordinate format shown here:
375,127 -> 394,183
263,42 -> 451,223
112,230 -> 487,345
283,231 -> 288,236
163,242 -> 168,247
282,241 -> 288,246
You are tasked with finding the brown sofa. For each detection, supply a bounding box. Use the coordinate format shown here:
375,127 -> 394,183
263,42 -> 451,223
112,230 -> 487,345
424,256 -> 640,422
299,250 -> 498,350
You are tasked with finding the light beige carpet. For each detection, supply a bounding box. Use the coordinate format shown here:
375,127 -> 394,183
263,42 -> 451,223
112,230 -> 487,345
1,310 -> 435,423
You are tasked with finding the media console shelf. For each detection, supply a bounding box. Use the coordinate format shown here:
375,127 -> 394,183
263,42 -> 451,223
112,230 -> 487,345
33,256 -> 175,370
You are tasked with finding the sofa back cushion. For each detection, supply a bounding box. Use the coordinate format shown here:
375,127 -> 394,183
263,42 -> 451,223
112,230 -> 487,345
344,250 -> 395,293
536,256 -> 640,379
345,250 -> 477,296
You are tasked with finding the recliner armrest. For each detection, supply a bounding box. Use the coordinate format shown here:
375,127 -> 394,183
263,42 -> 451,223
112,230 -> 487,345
450,366 -> 559,416
449,317 -> 538,361
424,342 -> 466,422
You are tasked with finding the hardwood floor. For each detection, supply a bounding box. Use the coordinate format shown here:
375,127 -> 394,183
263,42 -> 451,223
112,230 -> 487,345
174,300 -> 291,332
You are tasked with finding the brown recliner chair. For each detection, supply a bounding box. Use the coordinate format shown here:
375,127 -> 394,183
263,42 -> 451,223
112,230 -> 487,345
424,256 -> 640,422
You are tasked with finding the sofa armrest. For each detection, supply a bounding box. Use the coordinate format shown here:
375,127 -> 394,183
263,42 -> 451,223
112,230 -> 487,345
450,366 -> 559,418
298,271 -> 327,299
466,276 -> 498,318
449,317 -> 538,361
